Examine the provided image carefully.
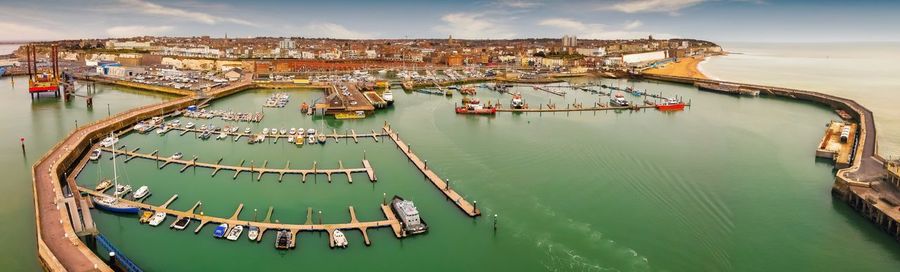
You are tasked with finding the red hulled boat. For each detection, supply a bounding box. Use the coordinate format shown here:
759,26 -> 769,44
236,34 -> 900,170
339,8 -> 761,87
656,98 -> 686,111
455,103 -> 497,115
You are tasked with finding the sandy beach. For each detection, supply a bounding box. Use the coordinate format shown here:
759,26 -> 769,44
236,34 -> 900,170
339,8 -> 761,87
643,56 -> 709,79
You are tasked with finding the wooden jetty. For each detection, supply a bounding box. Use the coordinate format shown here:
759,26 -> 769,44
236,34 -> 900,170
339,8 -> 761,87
101,147 -> 377,183
78,187 -> 405,248
162,126 -> 387,143
381,124 -> 480,217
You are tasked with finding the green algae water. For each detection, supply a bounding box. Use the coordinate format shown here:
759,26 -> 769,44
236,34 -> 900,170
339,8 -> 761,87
0,76 -> 173,270
5,75 -> 900,271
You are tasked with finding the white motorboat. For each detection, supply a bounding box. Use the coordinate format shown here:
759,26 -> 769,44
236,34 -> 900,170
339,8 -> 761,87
217,132 -> 227,140
306,128 -> 316,135
382,90 -> 394,105
297,128 -> 304,135
244,128 -> 252,134
89,149 -> 102,161
148,211 -> 167,226
262,128 -> 269,134
172,217 -> 190,230
247,226 -> 260,241
99,136 -> 119,148
185,122 -> 195,129
332,229 -> 348,248
280,128 -> 287,135
307,134 -> 316,144
200,124 -> 208,131
133,185 -> 150,199
289,128 -> 296,135
270,128 -> 278,135
287,136 -> 294,143
226,225 -> 244,241
170,152 -> 183,160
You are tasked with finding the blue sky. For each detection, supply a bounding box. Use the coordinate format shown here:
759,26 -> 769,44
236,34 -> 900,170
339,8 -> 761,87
2,0 -> 899,42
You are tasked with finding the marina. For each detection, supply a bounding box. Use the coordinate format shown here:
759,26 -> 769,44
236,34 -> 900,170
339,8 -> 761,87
98,147 -> 377,182
78,187 -> 405,248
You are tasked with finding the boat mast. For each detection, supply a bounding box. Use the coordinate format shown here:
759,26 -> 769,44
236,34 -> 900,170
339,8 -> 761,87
110,132 -> 119,199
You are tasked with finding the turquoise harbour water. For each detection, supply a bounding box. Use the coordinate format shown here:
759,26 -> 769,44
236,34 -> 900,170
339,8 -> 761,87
2,63 -> 899,271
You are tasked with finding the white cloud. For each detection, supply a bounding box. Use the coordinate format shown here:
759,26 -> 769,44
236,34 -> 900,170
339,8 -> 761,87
538,18 -> 672,40
116,0 -> 257,26
0,21 -> 66,41
496,0 -> 543,8
599,0 -> 706,15
294,22 -> 374,39
433,12 -> 516,39
623,20 -> 643,30
106,25 -> 174,38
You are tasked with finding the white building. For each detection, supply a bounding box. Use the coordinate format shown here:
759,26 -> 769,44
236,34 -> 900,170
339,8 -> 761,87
561,35 -> 578,47
623,50 -> 669,66
576,47 -> 607,57
105,40 -> 153,50
160,46 -> 222,58
278,38 -> 295,50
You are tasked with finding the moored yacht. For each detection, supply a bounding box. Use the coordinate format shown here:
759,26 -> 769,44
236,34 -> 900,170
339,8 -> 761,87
226,225 -> 244,241
89,149 -> 102,161
115,184 -> 132,197
133,185 -> 150,199
148,211 -> 167,226
248,226 -> 260,241
332,229 -> 348,248
172,217 -> 191,230
275,230 -> 292,249
382,90 -> 394,105
170,152 -> 183,160
391,195 -> 428,235
213,223 -> 229,238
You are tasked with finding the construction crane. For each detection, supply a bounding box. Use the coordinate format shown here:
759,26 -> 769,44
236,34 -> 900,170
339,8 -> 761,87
25,44 -> 61,99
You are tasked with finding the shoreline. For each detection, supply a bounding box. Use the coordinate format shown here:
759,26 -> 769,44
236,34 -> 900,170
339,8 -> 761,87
642,56 -> 710,79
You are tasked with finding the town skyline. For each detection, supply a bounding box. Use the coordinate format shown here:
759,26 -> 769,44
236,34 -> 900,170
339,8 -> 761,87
3,0 -> 900,43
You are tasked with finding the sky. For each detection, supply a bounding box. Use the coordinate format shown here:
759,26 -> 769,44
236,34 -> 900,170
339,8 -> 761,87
1,0 -> 899,43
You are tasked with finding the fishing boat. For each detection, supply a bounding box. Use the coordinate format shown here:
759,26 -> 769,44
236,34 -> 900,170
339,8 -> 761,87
213,223 -> 229,238
139,211 -> 153,223
114,184 -> 132,196
391,195 -> 428,235
610,93 -> 630,107
248,226 -> 260,241
89,149 -> 102,161
226,225 -> 244,241
461,97 -> 481,105
300,102 -> 310,113
94,179 -> 112,191
148,211 -> 167,226
455,103 -> 496,115
170,152 -> 183,160
332,229 -> 348,248
510,93 -> 525,109
656,98 -> 686,111
133,185 -> 150,199
275,230 -> 292,249
382,90 -> 394,105
172,217 -> 191,230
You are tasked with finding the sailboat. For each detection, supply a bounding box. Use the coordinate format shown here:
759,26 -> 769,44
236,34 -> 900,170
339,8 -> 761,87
92,132 -> 140,214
